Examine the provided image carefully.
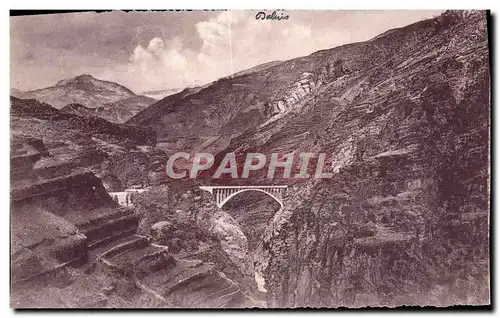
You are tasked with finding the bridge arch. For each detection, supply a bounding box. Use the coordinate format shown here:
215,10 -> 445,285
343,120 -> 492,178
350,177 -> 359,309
199,186 -> 287,209
219,188 -> 283,209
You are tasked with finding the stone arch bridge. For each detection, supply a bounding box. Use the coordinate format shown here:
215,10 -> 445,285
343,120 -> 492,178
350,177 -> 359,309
199,185 -> 287,209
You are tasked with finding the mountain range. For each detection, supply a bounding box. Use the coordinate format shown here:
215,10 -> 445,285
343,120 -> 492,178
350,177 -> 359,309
11,74 -> 157,123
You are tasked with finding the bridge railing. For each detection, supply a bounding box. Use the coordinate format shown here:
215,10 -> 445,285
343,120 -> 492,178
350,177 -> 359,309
199,185 -> 288,209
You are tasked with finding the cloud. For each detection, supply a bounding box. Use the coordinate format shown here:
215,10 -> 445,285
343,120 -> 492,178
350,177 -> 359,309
126,11 -> 321,92
126,37 -> 196,91
11,10 -> 445,92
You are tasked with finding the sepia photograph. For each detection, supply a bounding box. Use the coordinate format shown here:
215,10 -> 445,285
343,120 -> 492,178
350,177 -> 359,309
9,9 -> 491,309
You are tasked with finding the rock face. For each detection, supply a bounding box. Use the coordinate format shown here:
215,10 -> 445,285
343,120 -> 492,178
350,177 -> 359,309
131,186 -> 265,306
11,137 -> 119,283
264,63 -> 350,121
236,11 -> 489,307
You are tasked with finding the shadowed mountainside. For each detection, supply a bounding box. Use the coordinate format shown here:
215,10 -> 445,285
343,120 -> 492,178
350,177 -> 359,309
61,95 -> 157,124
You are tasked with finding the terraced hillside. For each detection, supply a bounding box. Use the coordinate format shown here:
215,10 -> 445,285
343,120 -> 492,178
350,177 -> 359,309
10,97 -> 160,188
11,137 -> 260,308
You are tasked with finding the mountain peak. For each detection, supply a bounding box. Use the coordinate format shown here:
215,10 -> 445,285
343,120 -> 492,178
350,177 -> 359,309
76,74 -> 94,80
53,74 -> 135,97
56,74 -> 98,87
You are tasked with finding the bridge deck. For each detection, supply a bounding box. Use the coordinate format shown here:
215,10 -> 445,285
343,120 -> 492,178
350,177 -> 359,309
199,185 -> 287,209
199,185 -> 287,189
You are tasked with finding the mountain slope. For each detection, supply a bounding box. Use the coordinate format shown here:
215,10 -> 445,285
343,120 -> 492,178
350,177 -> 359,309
228,60 -> 284,78
10,96 -> 159,188
141,88 -> 184,100
10,96 -> 155,145
236,10 -> 490,307
61,95 -> 157,123
130,12 -> 466,155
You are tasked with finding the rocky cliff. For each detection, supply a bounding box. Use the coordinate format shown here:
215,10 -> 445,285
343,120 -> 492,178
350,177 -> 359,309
237,10 -> 490,307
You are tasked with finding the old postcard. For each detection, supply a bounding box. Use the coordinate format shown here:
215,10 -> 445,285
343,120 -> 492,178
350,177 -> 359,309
10,10 -> 490,308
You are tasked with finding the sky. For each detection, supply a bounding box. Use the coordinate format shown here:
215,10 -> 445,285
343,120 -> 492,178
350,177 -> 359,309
10,10 -> 444,93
